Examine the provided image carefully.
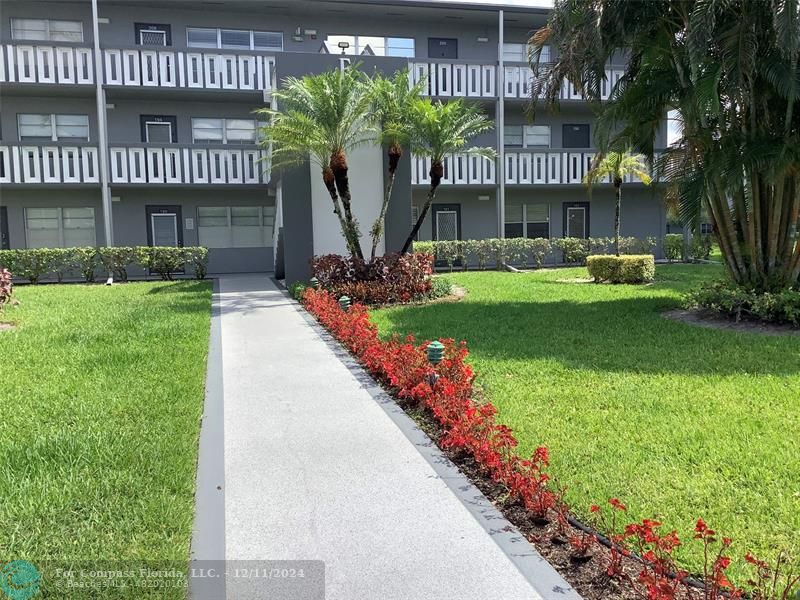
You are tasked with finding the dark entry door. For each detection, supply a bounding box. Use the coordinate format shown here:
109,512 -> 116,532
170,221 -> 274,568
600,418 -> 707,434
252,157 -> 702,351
563,202 -> 590,238
146,205 -> 183,247
562,124 -> 590,148
428,37 -> 458,59
0,207 -> 9,249
432,204 -> 461,241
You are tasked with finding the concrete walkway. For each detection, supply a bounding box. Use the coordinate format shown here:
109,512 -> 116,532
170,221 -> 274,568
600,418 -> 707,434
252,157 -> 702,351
191,274 -> 580,600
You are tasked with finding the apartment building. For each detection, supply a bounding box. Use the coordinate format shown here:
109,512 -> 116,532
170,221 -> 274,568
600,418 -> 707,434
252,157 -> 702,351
0,0 -> 668,283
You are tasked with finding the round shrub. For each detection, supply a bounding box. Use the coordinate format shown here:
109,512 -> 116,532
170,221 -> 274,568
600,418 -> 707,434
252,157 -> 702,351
586,255 -> 655,284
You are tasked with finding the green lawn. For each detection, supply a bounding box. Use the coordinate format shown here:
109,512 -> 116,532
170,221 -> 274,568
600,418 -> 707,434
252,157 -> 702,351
0,281 -> 211,597
372,265 -> 800,579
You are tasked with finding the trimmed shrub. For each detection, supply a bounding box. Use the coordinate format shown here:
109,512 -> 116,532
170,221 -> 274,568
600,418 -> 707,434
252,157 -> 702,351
429,276 -> 452,299
527,238 -> 552,268
0,268 -> 12,307
137,247 -> 188,281
98,246 -> 137,281
311,252 -> 433,305
554,237 -> 590,265
185,247 -> 209,280
685,281 -> 800,326
664,234 -> 685,262
412,241 -> 433,256
288,280 -> 309,300
72,247 -> 99,282
0,248 -> 60,284
587,254 -> 656,284
691,233 -> 713,260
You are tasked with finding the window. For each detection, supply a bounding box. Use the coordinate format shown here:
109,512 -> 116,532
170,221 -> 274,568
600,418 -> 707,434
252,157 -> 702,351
187,27 -> 284,51
191,118 -> 259,144
502,43 -> 549,63
323,35 -> 415,58
135,23 -> 172,46
524,125 -> 550,148
505,125 -> 550,148
18,114 -> 90,142
25,207 -> 95,248
504,125 -> 523,147
197,206 -> 275,248
11,18 -> 83,42
504,203 -> 550,239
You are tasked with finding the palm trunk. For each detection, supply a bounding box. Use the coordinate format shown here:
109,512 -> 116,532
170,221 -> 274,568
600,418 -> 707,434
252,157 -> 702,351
401,159 -> 443,254
614,178 -> 622,256
322,165 -> 356,257
370,143 -> 402,261
331,150 -> 364,260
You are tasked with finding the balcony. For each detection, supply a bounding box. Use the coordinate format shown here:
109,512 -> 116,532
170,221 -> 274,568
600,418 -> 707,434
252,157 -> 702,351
102,47 -> 275,92
1,43 -> 94,85
108,145 -> 270,185
411,149 -> 656,186
0,143 -> 99,184
409,59 -> 626,101
1,43 -> 276,93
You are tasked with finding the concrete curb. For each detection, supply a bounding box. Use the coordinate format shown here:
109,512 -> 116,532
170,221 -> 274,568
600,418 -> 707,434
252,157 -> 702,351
275,282 -> 584,600
189,278 -> 227,600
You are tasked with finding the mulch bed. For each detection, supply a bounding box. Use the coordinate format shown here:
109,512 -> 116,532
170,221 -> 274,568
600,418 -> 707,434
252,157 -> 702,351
664,308 -> 800,336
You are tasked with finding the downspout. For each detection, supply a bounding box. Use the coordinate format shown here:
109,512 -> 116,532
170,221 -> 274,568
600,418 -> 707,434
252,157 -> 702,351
91,0 -> 114,283
497,9 -> 506,239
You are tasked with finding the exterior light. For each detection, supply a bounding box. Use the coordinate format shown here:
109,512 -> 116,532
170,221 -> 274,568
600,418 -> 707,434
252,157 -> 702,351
427,340 -> 445,366
338,41 -> 350,54
338,296 -> 351,311
309,277 -> 319,289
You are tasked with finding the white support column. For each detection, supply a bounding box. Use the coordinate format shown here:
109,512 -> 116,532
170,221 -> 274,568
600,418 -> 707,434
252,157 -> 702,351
92,0 -> 113,247
496,9 -> 506,239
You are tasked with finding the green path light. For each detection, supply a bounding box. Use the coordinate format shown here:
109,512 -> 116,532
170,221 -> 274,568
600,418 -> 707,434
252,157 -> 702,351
427,340 -> 445,366
309,277 -> 319,289
338,296 -> 351,311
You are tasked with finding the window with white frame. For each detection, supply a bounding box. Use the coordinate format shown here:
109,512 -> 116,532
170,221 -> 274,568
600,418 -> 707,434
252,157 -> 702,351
323,35 -> 415,57
11,18 -> 84,42
197,206 -> 275,248
504,124 -> 550,149
524,125 -> 550,148
504,203 -> 550,239
25,207 -> 96,248
502,43 -> 549,63
18,114 -> 90,142
187,27 -> 284,51
191,118 -> 260,144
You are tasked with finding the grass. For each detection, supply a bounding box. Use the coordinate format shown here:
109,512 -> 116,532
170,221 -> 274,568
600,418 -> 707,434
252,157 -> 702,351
0,281 -> 211,597
372,265 -> 800,580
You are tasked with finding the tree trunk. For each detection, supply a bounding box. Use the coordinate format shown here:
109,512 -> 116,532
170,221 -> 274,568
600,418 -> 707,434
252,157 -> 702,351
370,143 -> 402,261
401,159 -> 443,254
330,150 -> 364,260
614,178 -> 622,256
322,165 -> 358,258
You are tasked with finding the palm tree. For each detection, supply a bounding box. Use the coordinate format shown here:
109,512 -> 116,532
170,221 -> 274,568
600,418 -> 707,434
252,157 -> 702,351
530,0 -> 800,293
366,70 -> 424,260
584,151 -> 652,256
257,66 -> 373,259
400,99 -> 495,254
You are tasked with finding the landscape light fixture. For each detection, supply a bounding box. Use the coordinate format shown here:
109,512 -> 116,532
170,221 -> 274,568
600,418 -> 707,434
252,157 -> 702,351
427,340 -> 445,366
339,296 -> 351,311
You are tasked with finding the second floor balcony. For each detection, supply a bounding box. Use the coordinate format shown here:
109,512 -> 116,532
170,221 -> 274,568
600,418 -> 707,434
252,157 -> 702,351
1,42 -> 276,93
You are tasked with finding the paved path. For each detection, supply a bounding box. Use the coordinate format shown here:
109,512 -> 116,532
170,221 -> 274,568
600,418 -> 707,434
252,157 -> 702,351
191,274 -> 580,600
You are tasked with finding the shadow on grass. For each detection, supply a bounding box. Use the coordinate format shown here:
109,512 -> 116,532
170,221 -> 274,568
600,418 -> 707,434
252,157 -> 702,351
376,296 -> 800,377
146,281 -> 212,295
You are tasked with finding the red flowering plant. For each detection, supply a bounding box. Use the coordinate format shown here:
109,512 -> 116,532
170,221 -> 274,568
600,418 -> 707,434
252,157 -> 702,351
300,287 -> 797,600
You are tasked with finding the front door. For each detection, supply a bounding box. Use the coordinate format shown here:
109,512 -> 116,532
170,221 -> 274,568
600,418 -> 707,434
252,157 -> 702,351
562,124 -> 590,148
433,204 -> 461,241
428,37 -> 458,59
563,202 -> 590,238
0,207 -> 9,250
146,205 -> 183,247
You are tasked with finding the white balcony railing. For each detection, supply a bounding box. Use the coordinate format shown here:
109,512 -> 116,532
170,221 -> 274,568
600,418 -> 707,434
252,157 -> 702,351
0,144 -> 99,184
0,44 -> 94,84
102,48 -> 275,91
411,154 -> 497,186
108,145 -> 270,185
411,150 -> 655,186
410,60 -> 626,100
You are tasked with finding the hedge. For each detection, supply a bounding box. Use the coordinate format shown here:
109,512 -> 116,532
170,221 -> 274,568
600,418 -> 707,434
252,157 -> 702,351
685,281 -> 800,326
0,246 -> 209,283
586,255 -> 656,284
